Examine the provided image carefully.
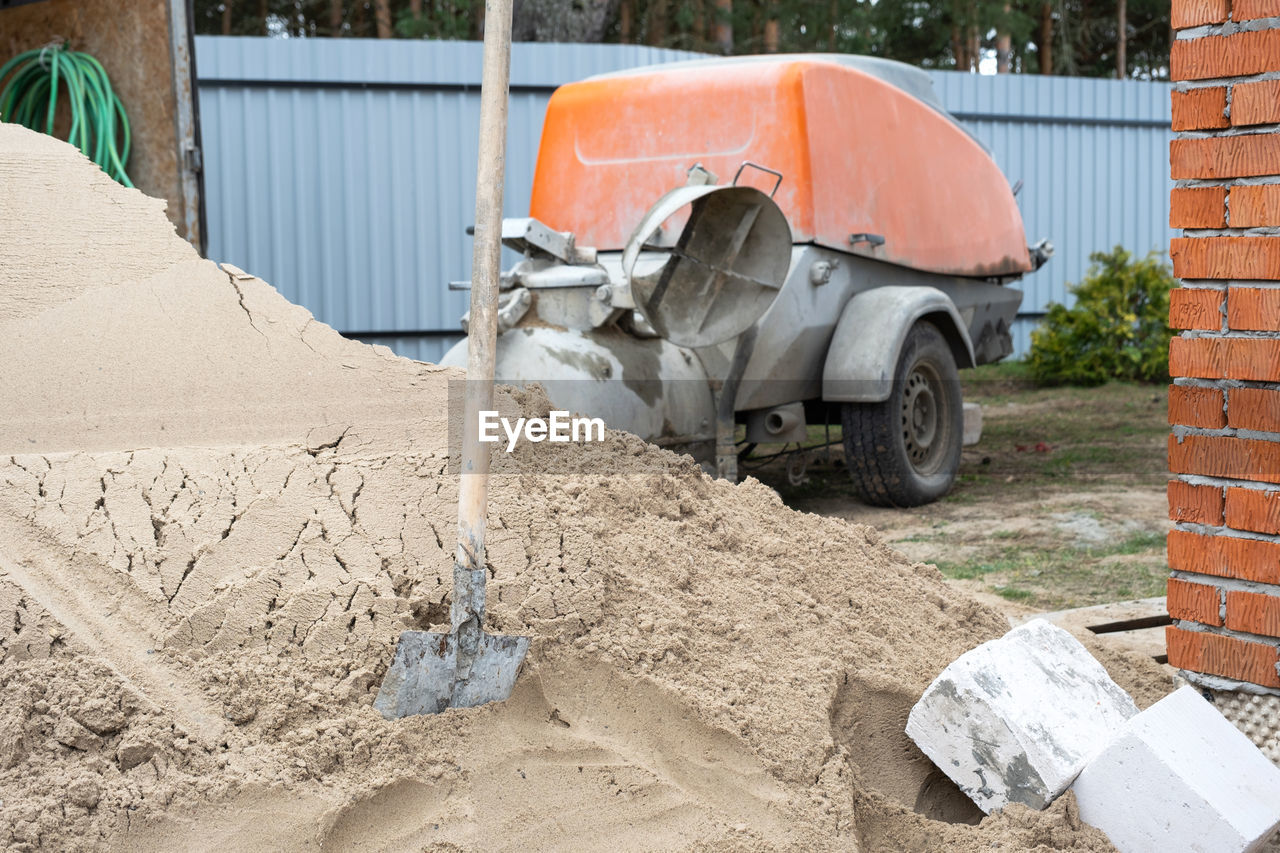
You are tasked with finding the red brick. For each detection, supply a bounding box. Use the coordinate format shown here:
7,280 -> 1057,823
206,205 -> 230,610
1226,589 -> 1280,637
1227,386 -> 1280,432
1170,136 -> 1280,180
1234,0 -> 1280,20
1228,287 -> 1280,331
1172,30 -> 1280,81
1227,337 -> 1280,380
1166,624 -> 1280,686
1229,185 -> 1280,228
1169,385 -> 1228,428
1171,186 -> 1228,228
1169,433 -> 1280,484
1170,480 -> 1227,524
1170,187 -> 1228,229
1168,529 -> 1280,584
1171,237 -> 1280,280
1232,79 -> 1280,127
1172,87 -> 1229,130
1173,0 -> 1230,26
1170,336 -> 1229,377
1168,577 -> 1224,625
1226,486 -> 1280,534
1170,288 -> 1224,330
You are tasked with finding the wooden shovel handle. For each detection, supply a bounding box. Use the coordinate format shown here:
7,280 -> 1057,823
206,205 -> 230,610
454,0 -> 513,634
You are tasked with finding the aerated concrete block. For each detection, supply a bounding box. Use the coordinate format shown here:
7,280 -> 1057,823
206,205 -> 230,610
1072,685 -> 1280,853
905,618 -> 1138,814
962,401 -> 983,446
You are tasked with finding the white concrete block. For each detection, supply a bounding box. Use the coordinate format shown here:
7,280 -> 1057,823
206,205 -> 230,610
906,618 -> 1138,814
1072,685 -> 1280,853
962,401 -> 983,446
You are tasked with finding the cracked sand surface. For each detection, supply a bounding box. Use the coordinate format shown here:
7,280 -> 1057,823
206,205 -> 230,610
0,124 -> 1165,851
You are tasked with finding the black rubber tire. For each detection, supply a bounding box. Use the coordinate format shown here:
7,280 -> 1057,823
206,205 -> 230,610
842,321 -> 963,507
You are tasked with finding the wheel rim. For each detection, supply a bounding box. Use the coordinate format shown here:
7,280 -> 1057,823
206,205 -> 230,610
902,361 -> 947,475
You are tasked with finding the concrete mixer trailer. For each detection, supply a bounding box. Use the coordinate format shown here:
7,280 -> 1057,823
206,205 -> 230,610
442,54 -> 1051,506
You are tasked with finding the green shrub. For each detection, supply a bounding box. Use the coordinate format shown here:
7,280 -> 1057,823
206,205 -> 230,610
1027,247 -> 1175,386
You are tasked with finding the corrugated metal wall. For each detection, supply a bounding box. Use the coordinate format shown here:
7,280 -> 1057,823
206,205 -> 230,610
930,73 -> 1173,354
196,37 -> 1173,361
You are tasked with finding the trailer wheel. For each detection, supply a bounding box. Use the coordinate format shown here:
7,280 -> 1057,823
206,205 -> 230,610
842,321 -> 962,507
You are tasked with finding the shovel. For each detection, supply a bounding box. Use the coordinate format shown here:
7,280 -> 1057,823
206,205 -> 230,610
373,0 -> 528,718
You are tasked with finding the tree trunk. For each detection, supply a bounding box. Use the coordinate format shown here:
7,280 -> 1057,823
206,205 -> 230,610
1039,2 -> 1053,74
222,0 -> 234,35
1116,0 -> 1127,77
647,0 -> 668,46
714,0 -> 733,54
968,26 -> 980,72
764,17 -> 779,52
996,2 -> 1011,73
619,0 -> 633,42
996,32 -> 1011,72
258,0 -> 269,35
374,0 -> 392,37
829,0 -> 838,50
951,27 -> 966,70
329,0 -> 342,36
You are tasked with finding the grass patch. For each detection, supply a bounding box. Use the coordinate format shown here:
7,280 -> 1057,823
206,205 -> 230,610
934,558 -> 1007,580
1112,530 -> 1166,554
931,532 -> 1169,611
995,586 -> 1036,602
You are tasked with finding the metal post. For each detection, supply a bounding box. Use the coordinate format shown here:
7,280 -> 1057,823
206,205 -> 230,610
714,325 -> 757,482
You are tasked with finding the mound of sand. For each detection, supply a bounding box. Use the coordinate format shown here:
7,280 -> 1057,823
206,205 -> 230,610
0,124 -> 1169,851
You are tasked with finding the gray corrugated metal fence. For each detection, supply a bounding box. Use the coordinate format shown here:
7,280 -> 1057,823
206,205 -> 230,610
196,36 -> 1172,361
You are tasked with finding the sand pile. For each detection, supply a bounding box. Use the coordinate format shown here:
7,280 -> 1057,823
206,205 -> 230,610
0,124 -> 1170,852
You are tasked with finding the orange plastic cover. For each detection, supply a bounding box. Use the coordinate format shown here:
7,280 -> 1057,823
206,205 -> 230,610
529,58 -> 1032,277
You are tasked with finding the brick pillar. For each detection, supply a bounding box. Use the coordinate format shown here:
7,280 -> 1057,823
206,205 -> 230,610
1167,0 -> 1280,757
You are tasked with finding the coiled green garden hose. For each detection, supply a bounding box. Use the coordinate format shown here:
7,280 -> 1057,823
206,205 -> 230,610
0,42 -> 132,186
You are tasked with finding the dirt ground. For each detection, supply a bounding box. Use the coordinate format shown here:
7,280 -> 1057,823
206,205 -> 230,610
747,364 -> 1171,615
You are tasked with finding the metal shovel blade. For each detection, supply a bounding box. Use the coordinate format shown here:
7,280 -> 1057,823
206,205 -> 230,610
373,629 -> 529,718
